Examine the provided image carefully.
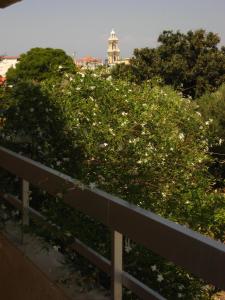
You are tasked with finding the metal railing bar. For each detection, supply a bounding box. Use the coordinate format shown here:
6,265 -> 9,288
70,238 -> 111,275
0,192 -> 45,221
122,272 -> 166,300
0,192 -> 22,210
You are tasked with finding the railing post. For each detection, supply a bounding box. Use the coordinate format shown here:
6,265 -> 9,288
111,230 -> 123,300
21,179 -> 30,226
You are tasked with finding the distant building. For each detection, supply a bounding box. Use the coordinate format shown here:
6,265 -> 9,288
0,56 -> 19,77
107,29 -> 120,65
107,29 -> 130,66
118,57 -> 131,65
76,56 -> 103,70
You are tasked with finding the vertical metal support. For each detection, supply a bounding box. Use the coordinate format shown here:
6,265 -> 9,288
111,230 -> 123,300
21,179 -> 30,226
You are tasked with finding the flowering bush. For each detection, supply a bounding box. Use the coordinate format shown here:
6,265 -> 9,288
198,84 -> 225,187
1,69 -> 224,299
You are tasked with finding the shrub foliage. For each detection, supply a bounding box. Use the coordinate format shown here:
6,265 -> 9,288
1,61 -> 224,299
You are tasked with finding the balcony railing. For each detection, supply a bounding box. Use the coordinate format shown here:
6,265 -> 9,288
0,145 -> 225,300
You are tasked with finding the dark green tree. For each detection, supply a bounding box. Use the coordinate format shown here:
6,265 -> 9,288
112,30 -> 225,98
7,47 -> 76,83
198,84 -> 225,185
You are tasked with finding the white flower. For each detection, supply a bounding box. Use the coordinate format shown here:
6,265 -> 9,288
157,274 -> 164,282
53,245 -> 60,252
125,244 -> 132,253
58,65 -> 63,69
89,182 -> 97,189
125,237 -> 132,253
56,161 -> 61,166
179,133 -> 185,141
76,87 -> 81,91
65,232 -> 72,237
100,143 -> 108,148
219,138 -> 223,146
90,86 -> 95,90
196,111 -> 201,116
1,204 -> 6,210
30,108 -> 34,112
178,293 -> 183,298
63,157 -> 70,162
121,111 -> 128,116
12,210 -> 19,217
151,265 -> 157,272
178,285 -> 184,290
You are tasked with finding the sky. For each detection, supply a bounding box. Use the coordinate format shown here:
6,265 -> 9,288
1,0 -> 225,60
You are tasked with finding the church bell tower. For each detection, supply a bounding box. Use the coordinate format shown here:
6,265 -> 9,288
107,29 -> 120,65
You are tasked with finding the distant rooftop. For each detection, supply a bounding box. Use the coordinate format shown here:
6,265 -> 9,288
0,56 -> 19,59
76,56 -> 102,64
0,76 -> 6,85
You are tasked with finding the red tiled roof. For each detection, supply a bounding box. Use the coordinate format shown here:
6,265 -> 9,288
0,76 -> 6,85
0,56 -> 19,59
76,56 -> 102,63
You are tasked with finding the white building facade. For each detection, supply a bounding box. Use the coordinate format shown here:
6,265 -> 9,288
107,29 -> 120,65
0,56 -> 19,77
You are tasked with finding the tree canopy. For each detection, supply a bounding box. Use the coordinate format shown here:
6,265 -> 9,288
112,30 -> 225,98
198,84 -> 225,184
1,60 -> 225,299
6,47 -> 76,83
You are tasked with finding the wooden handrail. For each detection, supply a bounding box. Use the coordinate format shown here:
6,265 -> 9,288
0,146 -> 225,299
